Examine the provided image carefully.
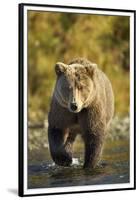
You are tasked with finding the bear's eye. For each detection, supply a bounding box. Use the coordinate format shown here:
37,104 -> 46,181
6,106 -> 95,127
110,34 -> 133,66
78,83 -> 86,90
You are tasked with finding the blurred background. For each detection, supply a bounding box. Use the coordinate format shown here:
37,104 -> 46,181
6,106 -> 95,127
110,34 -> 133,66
28,10 -> 130,188
28,11 -> 129,124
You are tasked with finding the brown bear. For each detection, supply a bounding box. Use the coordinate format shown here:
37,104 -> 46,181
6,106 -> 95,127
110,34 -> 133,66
48,58 -> 114,168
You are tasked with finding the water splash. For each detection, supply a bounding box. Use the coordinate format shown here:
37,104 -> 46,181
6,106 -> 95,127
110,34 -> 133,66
72,158 -> 80,165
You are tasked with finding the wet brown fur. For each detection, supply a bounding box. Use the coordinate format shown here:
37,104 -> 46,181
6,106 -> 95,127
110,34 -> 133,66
48,58 -> 114,168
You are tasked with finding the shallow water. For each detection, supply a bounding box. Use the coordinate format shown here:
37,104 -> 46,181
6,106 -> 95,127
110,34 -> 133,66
28,128 -> 129,189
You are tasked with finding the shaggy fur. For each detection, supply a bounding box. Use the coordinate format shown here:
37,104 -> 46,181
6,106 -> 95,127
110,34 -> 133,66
48,58 -> 114,168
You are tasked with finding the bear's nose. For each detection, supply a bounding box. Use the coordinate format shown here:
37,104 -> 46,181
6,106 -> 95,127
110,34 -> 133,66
70,102 -> 78,111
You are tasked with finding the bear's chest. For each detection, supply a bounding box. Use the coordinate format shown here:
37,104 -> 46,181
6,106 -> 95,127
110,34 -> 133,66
69,123 -> 82,135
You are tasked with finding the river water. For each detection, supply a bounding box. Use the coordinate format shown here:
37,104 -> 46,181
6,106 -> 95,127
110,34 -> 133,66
28,128 -> 129,189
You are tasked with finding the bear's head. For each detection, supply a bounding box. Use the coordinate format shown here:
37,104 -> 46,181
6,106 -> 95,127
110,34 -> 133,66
54,61 -> 97,113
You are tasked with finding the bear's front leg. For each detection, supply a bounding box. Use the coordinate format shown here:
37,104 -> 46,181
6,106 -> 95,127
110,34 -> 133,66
48,126 -> 73,166
82,132 -> 105,168
78,108 -> 106,169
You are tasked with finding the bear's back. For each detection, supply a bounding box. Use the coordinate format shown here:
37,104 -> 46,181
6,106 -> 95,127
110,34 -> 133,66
68,58 -> 93,67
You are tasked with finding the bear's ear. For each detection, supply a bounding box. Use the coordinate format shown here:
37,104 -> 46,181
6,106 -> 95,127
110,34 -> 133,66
85,64 -> 97,77
55,62 -> 67,76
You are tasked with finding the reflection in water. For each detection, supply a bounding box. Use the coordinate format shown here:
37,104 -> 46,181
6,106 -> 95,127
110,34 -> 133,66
28,128 -> 129,189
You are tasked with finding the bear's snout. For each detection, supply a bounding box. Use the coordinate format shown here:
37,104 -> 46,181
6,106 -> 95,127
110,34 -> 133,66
70,102 -> 78,112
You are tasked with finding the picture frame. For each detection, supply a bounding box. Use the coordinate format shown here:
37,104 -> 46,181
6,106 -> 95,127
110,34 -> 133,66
18,3 -> 136,197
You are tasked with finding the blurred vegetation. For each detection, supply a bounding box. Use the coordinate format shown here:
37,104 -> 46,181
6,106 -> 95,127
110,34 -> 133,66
28,11 -> 130,123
